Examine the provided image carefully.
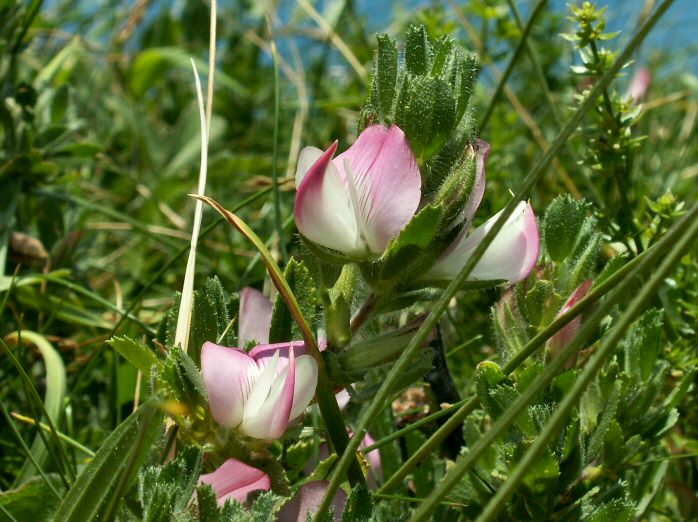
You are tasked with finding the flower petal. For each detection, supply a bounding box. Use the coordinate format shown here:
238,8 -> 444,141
334,124 -> 421,254
240,347 -> 296,439
289,355 -> 318,421
201,342 -> 258,427
426,201 -> 539,283
294,143 -> 361,254
243,350 -> 281,420
199,458 -> 271,506
239,287 -> 273,346
278,481 -> 347,522
249,339 -> 328,371
458,139 -> 489,227
549,279 -> 594,364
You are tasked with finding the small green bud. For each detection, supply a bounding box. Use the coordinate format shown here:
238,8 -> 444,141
326,294 -> 351,348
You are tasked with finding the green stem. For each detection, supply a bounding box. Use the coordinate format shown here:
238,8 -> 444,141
479,0 -> 548,131
411,201 -> 696,521
314,1 -> 674,518
474,203 -> 698,522
10,413 -> 95,456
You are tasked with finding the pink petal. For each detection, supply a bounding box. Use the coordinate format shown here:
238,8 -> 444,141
628,67 -> 651,104
199,458 -> 271,506
427,201 -> 540,283
240,347 -> 296,439
294,142 -> 361,254
361,433 -> 383,484
335,389 -> 351,411
249,339 -> 328,372
278,481 -> 347,522
239,287 -> 273,346
549,279 -> 594,364
457,139 -> 489,227
334,124 -> 421,254
201,342 -> 258,427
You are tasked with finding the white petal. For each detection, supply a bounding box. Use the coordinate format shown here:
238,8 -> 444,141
243,350 -> 280,420
289,355 -> 318,421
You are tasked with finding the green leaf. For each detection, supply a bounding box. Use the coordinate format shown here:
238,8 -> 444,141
342,483 -> 373,522
53,398 -> 163,522
269,258 -> 316,343
542,195 -> 589,263
0,475 -> 62,521
621,308 -> 663,383
520,445 -> 560,495
586,380 -> 620,464
586,498 -> 634,522
108,336 -> 161,376
140,446 -> 202,522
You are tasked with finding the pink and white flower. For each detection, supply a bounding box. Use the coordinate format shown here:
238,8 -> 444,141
294,124 -> 422,257
425,141 -> 539,284
202,287 -> 319,440
198,458 -> 271,506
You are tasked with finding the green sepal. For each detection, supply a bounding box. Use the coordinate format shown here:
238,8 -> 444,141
338,324 -> 419,373
377,204 -> 444,283
326,294 -> 351,348
372,34 -> 398,121
400,74 -> 456,160
161,345 -> 208,411
405,25 -> 431,76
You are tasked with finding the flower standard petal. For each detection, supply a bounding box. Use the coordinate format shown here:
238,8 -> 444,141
240,346 -> 296,439
238,287 -> 273,346
201,342 -> 258,428
334,124 -> 421,253
199,458 -> 271,506
426,201 -> 540,283
294,142 -> 361,254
